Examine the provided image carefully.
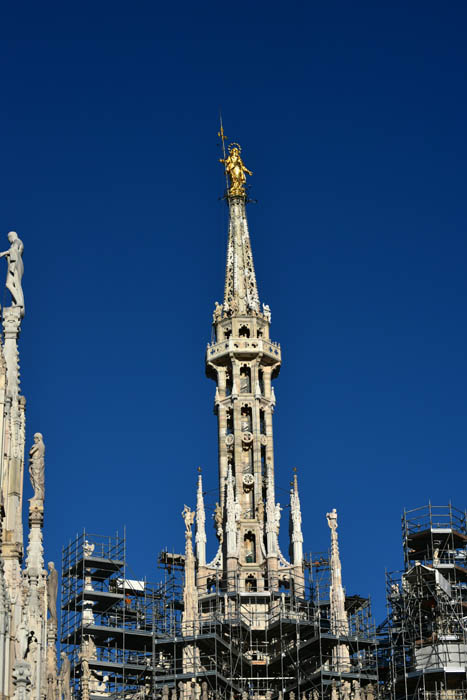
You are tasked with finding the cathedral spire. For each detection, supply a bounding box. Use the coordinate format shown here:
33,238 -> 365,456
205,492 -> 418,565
219,142 -> 260,316
326,508 -> 351,674
195,470 -> 206,567
206,136 -> 281,594
290,472 -> 304,596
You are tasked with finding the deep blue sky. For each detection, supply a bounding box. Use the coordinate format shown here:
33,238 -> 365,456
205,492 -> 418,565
1,3 -> 467,620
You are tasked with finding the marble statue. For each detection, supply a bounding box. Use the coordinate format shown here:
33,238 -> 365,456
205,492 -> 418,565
59,652 -> 71,700
220,144 -> 252,197
262,303 -> 271,321
15,618 -> 29,660
182,505 -> 195,533
47,561 -> 58,626
25,632 -> 38,687
275,503 -> 282,534
326,508 -> 339,534
214,502 -> 222,533
28,433 -> 45,501
83,540 -> 95,556
213,301 -> 223,322
0,231 -> 25,314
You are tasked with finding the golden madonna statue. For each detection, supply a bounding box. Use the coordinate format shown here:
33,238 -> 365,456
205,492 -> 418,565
220,143 -> 252,197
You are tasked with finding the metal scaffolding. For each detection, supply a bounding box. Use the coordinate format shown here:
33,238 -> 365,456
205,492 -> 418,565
150,549 -> 380,700
61,531 -> 160,699
383,504 -> 467,700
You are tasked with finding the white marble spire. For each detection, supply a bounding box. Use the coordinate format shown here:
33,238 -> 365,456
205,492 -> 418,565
195,471 -> 206,567
290,474 -> 303,565
290,473 -> 304,596
326,508 -> 351,673
223,197 -> 260,316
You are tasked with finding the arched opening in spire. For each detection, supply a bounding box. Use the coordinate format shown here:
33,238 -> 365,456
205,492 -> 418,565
240,366 -> 251,393
239,324 -> 250,338
226,368 -> 233,396
261,447 -> 266,476
258,369 -> 264,395
244,533 -> 256,563
241,405 -> 252,432
245,574 -> 257,592
226,408 -> 234,435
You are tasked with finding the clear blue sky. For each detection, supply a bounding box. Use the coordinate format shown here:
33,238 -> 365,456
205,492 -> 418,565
1,2 -> 466,620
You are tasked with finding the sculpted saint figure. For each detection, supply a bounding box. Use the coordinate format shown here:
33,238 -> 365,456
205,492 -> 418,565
274,503 -> 282,535
15,618 -> 29,661
83,540 -> 95,557
0,231 -> 25,315
213,301 -> 223,322
29,433 -> 45,501
326,508 -> 338,533
47,562 -> 59,627
182,505 -> 195,534
220,144 -> 253,197
59,652 -> 71,700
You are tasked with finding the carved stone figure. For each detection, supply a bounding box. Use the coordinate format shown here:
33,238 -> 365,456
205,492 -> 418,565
182,506 -> 195,534
0,231 -> 25,314
262,303 -> 271,321
213,301 -> 223,322
214,502 -> 222,533
28,433 -> 45,501
15,618 -> 29,660
326,507 -> 338,533
256,499 -> 264,522
220,144 -> 252,197
25,632 -> 38,688
47,561 -> 58,627
274,503 -> 282,534
59,652 -> 71,700
83,540 -> 95,556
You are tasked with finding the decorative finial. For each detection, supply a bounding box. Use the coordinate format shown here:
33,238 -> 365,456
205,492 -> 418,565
220,142 -> 253,198
198,466 -> 202,473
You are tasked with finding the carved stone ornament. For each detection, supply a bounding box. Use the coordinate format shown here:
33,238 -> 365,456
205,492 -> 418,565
242,431 -> 253,444
260,434 -> 268,446
225,434 -> 234,447
242,473 -> 254,488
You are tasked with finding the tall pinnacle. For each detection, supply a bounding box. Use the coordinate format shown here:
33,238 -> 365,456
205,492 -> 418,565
206,133 -> 281,594
219,143 -> 260,316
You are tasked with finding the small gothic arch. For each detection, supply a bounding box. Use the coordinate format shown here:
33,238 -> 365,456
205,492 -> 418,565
244,532 -> 256,563
258,369 -> 265,394
245,574 -> 257,592
240,365 -> 251,393
240,405 -> 252,432
239,325 -> 250,338
226,368 -> 233,396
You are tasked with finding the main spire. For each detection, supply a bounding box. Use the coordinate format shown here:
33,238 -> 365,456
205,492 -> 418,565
219,140 -> 260,316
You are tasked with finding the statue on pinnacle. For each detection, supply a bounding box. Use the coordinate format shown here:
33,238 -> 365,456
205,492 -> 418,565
220,143 -> 252,197
0,231 -> 24,316
29,432 -> 45,501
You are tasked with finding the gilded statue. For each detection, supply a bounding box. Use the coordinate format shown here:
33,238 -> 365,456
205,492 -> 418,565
220,143 -> 252,197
